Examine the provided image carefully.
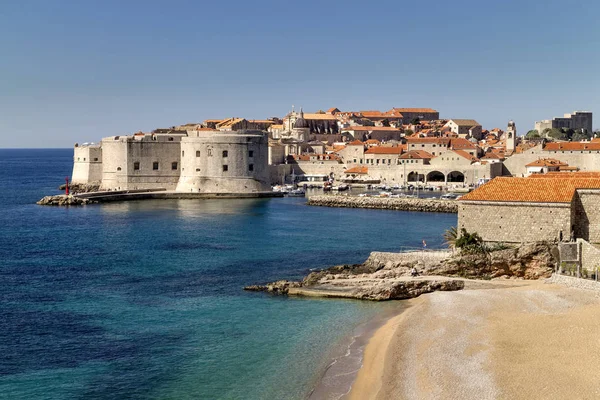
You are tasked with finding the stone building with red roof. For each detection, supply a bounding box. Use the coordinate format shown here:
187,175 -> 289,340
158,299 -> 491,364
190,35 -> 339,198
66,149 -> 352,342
458,176 -> 600,243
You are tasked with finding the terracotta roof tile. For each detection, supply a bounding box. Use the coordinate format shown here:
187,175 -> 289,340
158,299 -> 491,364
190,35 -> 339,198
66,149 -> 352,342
543,142 -> 600,151
400,150 -> 433,159
344,166 -> 369,174
525,158 -> 568,167
460,177 -> 600,203
365,146 -> 403,155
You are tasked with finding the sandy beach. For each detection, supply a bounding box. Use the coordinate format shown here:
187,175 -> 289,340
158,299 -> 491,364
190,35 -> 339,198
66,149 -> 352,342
348,280 -> 600,399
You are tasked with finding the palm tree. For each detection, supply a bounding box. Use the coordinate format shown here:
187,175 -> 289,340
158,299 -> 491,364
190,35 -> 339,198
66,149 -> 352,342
443,226 -> 458,249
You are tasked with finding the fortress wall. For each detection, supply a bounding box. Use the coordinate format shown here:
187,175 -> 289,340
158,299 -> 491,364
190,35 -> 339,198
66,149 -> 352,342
458,201 -> 571,243
573,190 -> 600,244
72,146 -> 102,184
100,135 -> 182,191
176,131 -> 270,193
503,145 -> 600,176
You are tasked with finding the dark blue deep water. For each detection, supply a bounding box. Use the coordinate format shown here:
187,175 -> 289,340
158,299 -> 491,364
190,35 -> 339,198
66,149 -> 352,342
0,149 -> 456,399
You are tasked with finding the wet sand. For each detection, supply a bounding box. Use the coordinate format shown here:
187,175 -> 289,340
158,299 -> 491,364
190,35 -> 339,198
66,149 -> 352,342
348,281 -> 600,399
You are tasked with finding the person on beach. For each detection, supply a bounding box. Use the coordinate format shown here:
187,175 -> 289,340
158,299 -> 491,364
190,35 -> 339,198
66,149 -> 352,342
411,267 -> 419,277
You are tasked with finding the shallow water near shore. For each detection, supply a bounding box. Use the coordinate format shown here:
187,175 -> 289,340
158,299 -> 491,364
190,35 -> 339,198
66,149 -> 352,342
0,149 -> 456,399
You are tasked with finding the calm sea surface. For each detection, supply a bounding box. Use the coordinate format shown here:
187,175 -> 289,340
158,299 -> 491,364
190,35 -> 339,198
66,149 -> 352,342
0,149 -> 456,399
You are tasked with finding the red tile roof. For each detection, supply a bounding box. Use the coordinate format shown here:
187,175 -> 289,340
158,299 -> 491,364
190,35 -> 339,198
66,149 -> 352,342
452,149 -> 478,162
347,140 -> 364,146
342,126 -> 401,131
344,166 -> 369,174
365,146 -> 403,155
525,158 -> 568,167
450,138 -> 477,150
543,142 -> 600,151
529,172 -> 600,179
400,150 -> 433,159
460,177 -> 600,203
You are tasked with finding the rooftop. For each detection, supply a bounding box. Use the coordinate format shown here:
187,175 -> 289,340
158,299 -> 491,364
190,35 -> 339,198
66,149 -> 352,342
365,146 -> 403,155
460,177 -> 600,203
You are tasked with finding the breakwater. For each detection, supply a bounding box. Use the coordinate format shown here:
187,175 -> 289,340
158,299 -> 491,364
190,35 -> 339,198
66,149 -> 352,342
306,195 -> 458,213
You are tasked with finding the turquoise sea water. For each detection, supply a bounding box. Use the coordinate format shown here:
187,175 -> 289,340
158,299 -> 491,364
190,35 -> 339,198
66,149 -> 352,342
0,149 -> 456,399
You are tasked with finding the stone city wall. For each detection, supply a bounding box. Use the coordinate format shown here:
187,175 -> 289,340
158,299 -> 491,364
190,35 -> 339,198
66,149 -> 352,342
100,135 -> 182,191
503,145 -> 600,177
548,273 -> 600,292
72,145 -> 103,184
578,239 -> 600,273
572,190 -> 600,244
176,130 -> 270,193
458,201 -> 571,243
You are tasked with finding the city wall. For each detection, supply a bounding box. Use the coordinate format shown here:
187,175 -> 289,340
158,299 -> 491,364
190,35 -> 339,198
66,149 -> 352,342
458,201 -> 571,243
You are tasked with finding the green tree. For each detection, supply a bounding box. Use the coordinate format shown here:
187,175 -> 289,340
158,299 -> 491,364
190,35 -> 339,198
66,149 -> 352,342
443,226 -> 458,248
410,118 -> 420,125
455,228 -> 482,249
404,129 -> 414,135
546,128 -> 567,140
572,131 -> 589,142
525,130 -> 540,139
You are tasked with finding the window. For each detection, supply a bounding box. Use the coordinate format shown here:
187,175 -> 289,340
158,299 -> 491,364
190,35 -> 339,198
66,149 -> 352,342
117,167 -> 122,171
83,158 -> 86,161
249,150 -> 254,158
153,162 -> 159,170
168,137 -> 174,141
182,151 -> 185,157
196,168 -> 201,172
249,164 -> 254,171
196,150 -> 200,157
94,158 -> 98,162
172,162 -> 178,170
222,165 -> 228,172
134,162 -> 140,170
222,150 -> 228,158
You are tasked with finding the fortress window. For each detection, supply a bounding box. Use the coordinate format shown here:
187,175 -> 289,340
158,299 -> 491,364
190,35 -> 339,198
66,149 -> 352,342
223,165 -> 228,172
83,158 -> 86,161
172,162 -> 178,170
249,150 -> 254,158
182,151 -> 185,157
249,164 -> 254,172
222,150 -> 228,158
196,150 -> 200,157
117,167 -> 122,171
134,162 -> 140,170
168,137 -> 174,141
153,162 -> 159,170
94,158 -> 98,162
196,168 -> 201,172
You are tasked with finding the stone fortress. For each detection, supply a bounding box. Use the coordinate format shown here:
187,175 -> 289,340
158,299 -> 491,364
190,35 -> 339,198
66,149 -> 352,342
72,128 -> 270,194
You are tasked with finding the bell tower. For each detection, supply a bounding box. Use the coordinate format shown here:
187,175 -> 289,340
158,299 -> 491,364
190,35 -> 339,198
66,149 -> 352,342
506,120 -> 516,153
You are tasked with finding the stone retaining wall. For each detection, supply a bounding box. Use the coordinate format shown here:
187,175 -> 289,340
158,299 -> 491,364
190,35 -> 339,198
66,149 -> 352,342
548,273 -> 600,292
306,195 -> 458,213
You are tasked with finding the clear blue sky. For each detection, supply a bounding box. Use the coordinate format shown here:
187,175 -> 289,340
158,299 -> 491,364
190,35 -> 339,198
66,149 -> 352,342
1,0 -> 599,148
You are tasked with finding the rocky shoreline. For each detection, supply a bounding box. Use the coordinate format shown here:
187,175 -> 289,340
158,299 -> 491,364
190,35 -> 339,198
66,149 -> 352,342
306,195 -> 458,213
59,183 -> 100,194
37,195 -> 97,206
244,242 -> 557,301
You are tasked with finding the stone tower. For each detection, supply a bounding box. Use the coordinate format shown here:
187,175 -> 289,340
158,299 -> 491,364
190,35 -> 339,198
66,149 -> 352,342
506,120 -> 516,153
